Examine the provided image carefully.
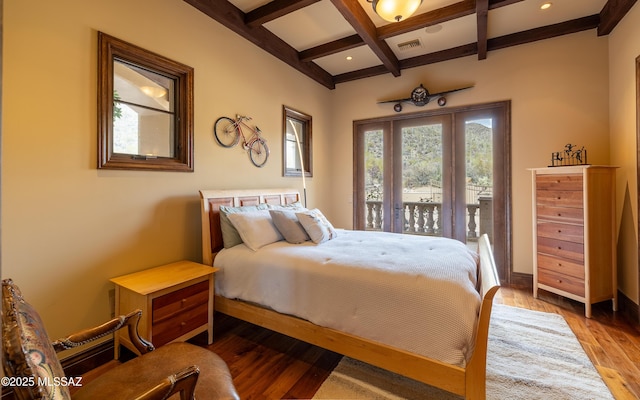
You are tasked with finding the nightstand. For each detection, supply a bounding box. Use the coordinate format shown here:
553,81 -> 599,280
110,260 -> 218,358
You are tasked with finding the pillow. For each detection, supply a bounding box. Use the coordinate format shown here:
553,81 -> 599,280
296,209 -> 338,244
268,201 -> 306,210
227,210 -> 283,251
269,209 -> 310,244
2,280 -> 72,400
219,204 -> 269,248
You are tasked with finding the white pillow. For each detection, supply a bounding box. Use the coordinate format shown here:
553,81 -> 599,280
219,203 -> 269,248
296,209 -> 338,244
269,209 -> 310,244
227,210 -> 283,251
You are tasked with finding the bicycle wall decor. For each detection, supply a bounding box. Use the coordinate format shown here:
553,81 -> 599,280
214,114 -> 270,167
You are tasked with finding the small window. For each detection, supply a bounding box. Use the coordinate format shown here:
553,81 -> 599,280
98,32 -> 194,171
283,106 -> 312,177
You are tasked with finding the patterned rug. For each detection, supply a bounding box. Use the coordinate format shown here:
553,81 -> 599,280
313,305 -> 613,400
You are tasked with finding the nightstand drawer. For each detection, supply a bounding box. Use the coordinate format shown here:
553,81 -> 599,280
537,221 -> 584,243
152,280 -> 209,324
152,302 -> 209,347
536,174 -> 583,191
537,253 -> 584,280
538,268 -> 585,297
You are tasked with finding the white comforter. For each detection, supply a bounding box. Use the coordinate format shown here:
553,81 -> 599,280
214,230 -> 481,366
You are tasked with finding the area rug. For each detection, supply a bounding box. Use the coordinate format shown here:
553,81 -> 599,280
312,304 -> 613,400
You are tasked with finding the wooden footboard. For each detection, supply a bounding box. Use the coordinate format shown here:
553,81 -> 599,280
200,189 -> 500,400
214,234 -> 499,399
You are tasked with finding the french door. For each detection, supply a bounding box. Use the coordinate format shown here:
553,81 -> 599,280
354,101 -> 511,281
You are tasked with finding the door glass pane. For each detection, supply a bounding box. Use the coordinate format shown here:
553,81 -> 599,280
465,118 -> 493,246
401,123 -> 443,236
364,130 -> 384,231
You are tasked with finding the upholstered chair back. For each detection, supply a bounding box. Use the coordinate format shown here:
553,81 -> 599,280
2,279 -> 72,400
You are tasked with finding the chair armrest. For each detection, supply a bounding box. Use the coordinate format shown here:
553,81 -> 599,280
51,309 -> 154,355
133,365 -> 200,400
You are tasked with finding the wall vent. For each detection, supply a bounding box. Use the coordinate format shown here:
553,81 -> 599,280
397,39 -> 422,51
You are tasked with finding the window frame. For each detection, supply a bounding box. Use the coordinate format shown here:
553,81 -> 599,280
282,106 -> 312,177
97,32 -> 194,172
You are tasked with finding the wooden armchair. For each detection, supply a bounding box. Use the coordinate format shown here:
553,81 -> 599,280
2,279 -> 239,400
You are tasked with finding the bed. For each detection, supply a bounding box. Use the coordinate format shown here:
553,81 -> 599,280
200,188 -> 500,400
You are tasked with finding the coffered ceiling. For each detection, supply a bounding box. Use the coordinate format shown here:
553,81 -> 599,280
184,0 -> 636,89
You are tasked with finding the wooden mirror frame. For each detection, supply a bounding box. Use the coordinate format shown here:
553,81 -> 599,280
98,32 -> 194,171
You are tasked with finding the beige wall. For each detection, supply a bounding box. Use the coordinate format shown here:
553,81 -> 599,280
3,0 -> 638,352
2,0 -> 332,343
328,31 -> 610,277
609,2 -> 640,304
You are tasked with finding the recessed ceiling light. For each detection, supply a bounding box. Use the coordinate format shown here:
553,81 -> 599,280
346,56 -> 353,61
540,2 -> 552,10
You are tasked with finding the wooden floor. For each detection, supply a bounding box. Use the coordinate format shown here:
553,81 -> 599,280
81,286 -> 640,399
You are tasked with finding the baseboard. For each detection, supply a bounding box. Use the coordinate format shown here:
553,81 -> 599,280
618,290 -> 640,328
509,271 -> 533,289
1,340 -> 115,400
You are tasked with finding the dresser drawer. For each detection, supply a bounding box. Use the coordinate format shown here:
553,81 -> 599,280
536,236 -> 584,263
536,204 -> 584,224
536,190 -> 583,208
537,221 -> 584,244
537,253 -> 584,280
536,174 -> 583,191
152,280 -> 209,324
538,268 -> 585,297
152,302 -> 209,347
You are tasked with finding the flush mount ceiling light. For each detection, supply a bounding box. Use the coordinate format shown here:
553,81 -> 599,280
368,0 -> 423,22
540,2 -> 552,10
140,85 -> 167,98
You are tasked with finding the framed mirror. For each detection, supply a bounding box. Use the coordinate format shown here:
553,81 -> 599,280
98,32 -> 194,171
283,106 -> 312,177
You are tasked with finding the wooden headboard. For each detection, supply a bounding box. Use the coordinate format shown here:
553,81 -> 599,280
199,188 -> 301,265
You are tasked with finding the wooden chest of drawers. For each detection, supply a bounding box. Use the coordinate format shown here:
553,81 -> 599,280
110,261 -> 218,357
531,166 -> 617,318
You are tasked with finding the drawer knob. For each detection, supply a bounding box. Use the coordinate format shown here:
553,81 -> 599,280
557,196 -> 562,200
181,322 -> 187,327
556,279 -> 563,284
557,230 -> 562,233
557,246 -> 562,250
181,299 -> 187,304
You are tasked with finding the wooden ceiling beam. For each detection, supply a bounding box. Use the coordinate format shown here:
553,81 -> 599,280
377,0 -> 475,40
598,0 -> 637,36
184,0 -> 335,89
299,34 -> 363,62
329,0 -> 401,77
488,15 -> 600,51
488,0 -> 525,9
245,0 -> 320,27
476,0 -> 489,60
377,0 -> 524,40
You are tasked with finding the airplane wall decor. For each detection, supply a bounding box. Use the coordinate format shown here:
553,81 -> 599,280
379,84 -> 474,112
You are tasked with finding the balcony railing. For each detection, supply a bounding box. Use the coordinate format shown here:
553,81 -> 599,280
365,197 -> 493,241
